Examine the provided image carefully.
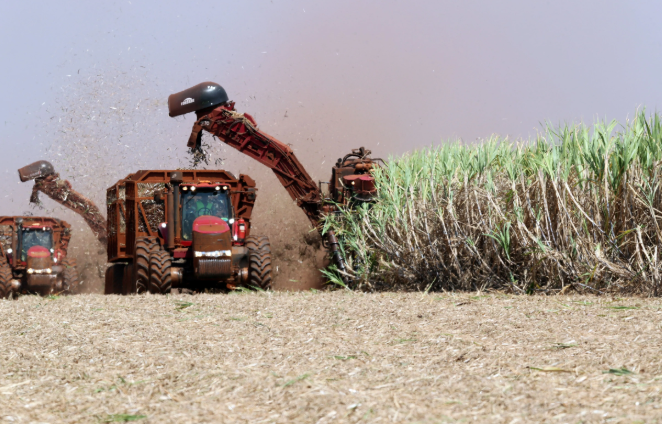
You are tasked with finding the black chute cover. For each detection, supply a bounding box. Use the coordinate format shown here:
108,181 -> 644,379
168,82 -> 229,117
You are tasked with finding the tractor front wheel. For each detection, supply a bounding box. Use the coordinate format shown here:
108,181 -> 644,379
149,250 -> 172,294
60,258 -> 79,294
246,235 -> 273,290
0,264 -> 12,299
134,236 -> 158,294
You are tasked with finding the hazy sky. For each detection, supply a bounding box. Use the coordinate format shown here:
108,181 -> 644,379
1,0 -> 661,217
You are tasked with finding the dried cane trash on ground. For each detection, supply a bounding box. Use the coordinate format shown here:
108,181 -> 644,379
1,292 -> 661,423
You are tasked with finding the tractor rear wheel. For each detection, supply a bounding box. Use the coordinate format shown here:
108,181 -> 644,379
134,236 -> 158,294
60,258 -> 79,294
246,235 -> 273,290
104,263 -> 126,294
149,250 -> 172,294
0,264 -> 12,299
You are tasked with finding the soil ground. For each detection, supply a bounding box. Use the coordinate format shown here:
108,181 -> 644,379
1,292 -> 661,423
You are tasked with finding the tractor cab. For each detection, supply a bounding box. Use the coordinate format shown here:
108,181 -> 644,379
18,223 -> 54,263
180,183 -> 233,241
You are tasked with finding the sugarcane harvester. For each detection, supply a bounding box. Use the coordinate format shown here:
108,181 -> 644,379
168,82 -> 381,278
0,216 -> 79,298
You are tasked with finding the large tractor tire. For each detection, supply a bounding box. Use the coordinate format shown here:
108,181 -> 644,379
104,263 -> 126,294
148,250 -> 172,294
60,257 -> 79,294
134,236 -> 158,294
246,235 -> 273,290
0,264 -> 12,299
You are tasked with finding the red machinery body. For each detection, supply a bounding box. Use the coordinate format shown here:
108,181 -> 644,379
106,169 -> 255,261
104,168 -> 271,294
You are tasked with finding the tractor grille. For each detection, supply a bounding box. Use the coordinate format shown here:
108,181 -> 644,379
196,258 -> 232,279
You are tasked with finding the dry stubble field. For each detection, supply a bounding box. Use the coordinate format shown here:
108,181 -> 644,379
1,292 -> 662,423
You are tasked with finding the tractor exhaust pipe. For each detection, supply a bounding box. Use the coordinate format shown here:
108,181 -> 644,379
170,172 -> 183,242
166,192 -> 175,250
18,160 -> 55,182
15,218 -> 23,264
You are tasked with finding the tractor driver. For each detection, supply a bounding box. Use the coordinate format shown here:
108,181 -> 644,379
192,192 -> 229,218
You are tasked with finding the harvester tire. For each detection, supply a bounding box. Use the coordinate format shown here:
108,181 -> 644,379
135,236 -> 158,294
61,258 -> 79,293
0,264 -> 12,299
246,235 -> 272,290
149,250 -> 172,294
104,263 -> 126,294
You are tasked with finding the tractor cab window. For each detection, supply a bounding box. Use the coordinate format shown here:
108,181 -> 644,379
21,228 -> 53,261
180,189 -> 231,241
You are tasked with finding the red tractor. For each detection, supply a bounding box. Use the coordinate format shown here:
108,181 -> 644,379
0,216 -> 78,298
104,168 -> 271,294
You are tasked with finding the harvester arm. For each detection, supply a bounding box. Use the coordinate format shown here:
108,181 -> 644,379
18,161 -> 107,245
187,102 -> 324,229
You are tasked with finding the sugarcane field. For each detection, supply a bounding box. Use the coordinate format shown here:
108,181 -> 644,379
2,2 -> 662,423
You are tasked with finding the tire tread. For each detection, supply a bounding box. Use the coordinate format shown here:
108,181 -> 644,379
246,235 -> 272,290
0,264 -> 12,299
149,250 -> 172,294
60,257 -> 79,293
135,237 -> 157,294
